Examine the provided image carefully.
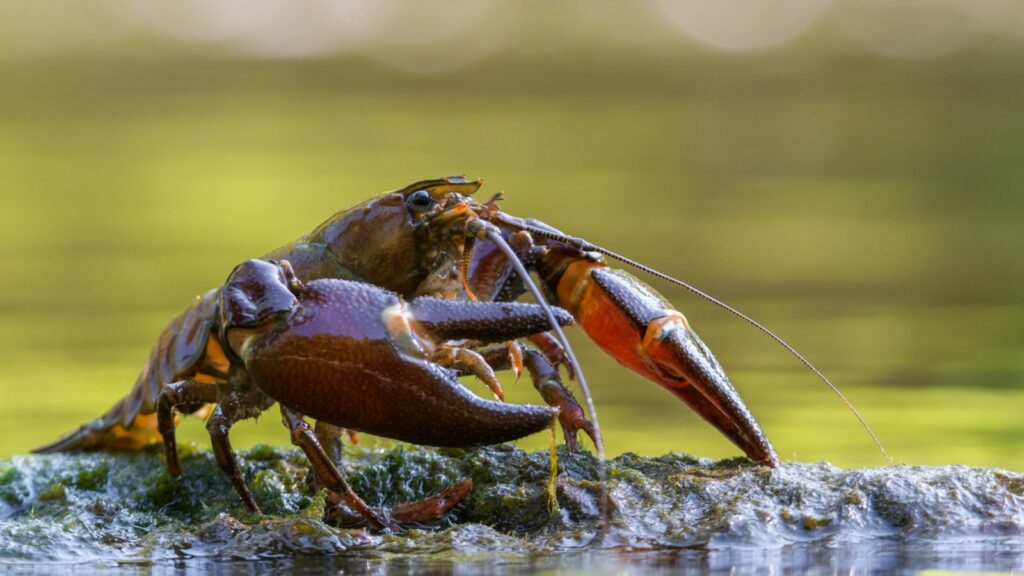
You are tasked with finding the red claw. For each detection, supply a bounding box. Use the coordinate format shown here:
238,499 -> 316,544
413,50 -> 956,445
390,479 -> 474,524
554,261 -> 779,467
328,479 -> 474,528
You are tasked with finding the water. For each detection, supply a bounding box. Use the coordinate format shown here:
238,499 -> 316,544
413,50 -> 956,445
4,547 -> 1022,575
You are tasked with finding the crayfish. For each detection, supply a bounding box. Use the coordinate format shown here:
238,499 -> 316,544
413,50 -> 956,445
36,177 -> 884,530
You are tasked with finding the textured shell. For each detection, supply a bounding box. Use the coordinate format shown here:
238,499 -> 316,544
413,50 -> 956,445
125,288 -> 220,423
33,288 -> 220,452
245,280 -> 555,447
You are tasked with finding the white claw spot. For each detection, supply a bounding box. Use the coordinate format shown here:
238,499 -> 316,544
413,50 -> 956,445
642,311 -> 690,349
381,303 -> 435,359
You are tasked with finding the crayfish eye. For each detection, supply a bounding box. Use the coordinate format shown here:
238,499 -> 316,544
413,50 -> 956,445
407,189 -> 435,212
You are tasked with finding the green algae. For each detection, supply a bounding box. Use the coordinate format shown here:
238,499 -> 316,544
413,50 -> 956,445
0,465 -> 22,506
0,445 -> 1021,568
37,484 -> 66,502
800,515 -> 832,530
71,463 -> 109,491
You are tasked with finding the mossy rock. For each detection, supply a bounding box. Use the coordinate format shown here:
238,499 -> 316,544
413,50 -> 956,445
0,445 -> 1021,565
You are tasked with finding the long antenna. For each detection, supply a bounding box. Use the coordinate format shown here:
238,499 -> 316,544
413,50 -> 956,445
479,222 -> 609,525
496,214 -> 892,465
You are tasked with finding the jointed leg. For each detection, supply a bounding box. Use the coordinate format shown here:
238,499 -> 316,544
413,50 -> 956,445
529,332 -> 576,380
313,420 -> 352,517
313,421 -> 346,469
284,407 -> 471,530
157,379 -> 228,477
206,388 -> 273,514
432,345 -> 505,400
281,405 -> 394,530
478,344 -> 600,452
522,349 -> 600,452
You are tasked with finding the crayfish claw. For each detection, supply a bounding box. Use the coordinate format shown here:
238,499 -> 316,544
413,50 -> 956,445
326,479 -> 472,530
389,478 -> 473,525
325,498 -> 399,532
568,266 -> 779,466
365,507 -> 401,534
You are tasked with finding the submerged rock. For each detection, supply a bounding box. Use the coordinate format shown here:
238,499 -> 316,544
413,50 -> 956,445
0,445 -> 1021,567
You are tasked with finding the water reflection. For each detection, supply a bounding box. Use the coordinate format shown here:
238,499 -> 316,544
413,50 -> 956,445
3,544 -> 1023,575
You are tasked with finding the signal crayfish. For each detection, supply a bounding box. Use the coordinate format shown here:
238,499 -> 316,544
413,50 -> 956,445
35,176 -> 883,531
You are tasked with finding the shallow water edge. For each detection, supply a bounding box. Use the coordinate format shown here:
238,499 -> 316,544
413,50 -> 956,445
0,445 -> 1021,573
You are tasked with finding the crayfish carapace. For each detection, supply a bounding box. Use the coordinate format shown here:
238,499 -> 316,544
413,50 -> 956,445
36,176 -> 886,530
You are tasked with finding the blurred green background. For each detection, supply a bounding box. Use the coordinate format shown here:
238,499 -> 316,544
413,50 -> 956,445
1,1 -> 1022,469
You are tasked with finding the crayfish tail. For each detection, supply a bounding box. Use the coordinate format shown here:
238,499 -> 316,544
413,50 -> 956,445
35,288 -> 221,454
32,413 -> 160,453
32,386 -> 161,453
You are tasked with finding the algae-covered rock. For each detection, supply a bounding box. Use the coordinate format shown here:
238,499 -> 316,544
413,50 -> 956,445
0,445 -> 1021,568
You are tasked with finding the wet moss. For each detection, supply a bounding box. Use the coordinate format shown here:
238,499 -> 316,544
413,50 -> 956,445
143,468 -> 181,510
843,488 -> 864,507
37,483 -> 66,502
72,462 -> 109,491
0,464 -> 21,505
350,444 -> 463,508
246,443 -> 285,463
873,494 -> 914,529
0,446 -> 1020,564
801,515 -> 832,530
780,507 -> 794,523
994,471 -> 1024,496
